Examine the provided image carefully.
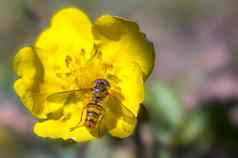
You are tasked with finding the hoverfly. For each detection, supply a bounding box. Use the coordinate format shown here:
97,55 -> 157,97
47,79 -> 136,137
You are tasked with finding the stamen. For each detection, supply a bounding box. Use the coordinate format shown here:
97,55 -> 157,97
56,72 -> 72,78
88,49 -> 98,62
103,64 -> 113,73
81,48 -> 85,54
86,46 -> 103,64
65,55 -> 73,68
65,72 -> 72,77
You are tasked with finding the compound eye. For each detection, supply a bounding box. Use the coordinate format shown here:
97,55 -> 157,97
95,79 -> 110,89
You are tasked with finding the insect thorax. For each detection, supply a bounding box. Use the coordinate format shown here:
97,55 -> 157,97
92,79 -> 110,102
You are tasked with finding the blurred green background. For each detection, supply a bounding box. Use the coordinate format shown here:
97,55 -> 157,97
1,0 -> 238,158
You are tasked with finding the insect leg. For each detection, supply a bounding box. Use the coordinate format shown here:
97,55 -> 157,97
70,106 -> 87,131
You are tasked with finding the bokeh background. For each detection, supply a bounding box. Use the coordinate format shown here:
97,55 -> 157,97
1,0 -> 238,158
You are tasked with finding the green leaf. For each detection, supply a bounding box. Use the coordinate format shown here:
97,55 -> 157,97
172,110 -> 209,145
145,80 -> 185,129
144,80 -> 185,144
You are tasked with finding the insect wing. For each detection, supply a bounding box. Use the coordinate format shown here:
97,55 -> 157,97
120,104 -> 136,124
47,89 -> 92,104
108,95 -> 136,123
47,91 -> 72,103
90,108 -> 115,137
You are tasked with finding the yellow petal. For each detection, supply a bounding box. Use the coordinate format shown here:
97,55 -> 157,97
13,47 -> 46,117
109,63 -> 143,138
114,63 -> 144,116
110,116 -> 137,138
13,47 -> 38,78
32,8 -> 96,106
34,121 -> 95,142
93,15 -> 155,79
35,7 -> 94,60
33,120 -> 69,139
28,47 -> 78,117
34,104 -> 96,142
68,127 -> 96,142
13,47 -> 65,118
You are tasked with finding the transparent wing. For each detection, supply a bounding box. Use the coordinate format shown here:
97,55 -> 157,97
47,88 -> 92,104
120,102 -> 136,124
108,94 -> 136,123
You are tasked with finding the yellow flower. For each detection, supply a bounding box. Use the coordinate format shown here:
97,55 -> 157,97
13,7 -> 155,142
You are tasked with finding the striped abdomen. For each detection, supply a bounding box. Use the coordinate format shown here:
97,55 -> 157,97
85,102 -> 104,128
